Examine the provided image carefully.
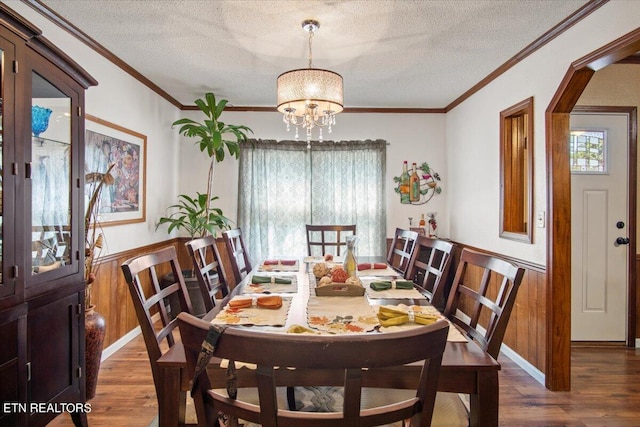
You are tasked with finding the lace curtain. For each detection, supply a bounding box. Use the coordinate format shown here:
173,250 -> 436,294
32,142 -> 71,228
237,139 -> 387,263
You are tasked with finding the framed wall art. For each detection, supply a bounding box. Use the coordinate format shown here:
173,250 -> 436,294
85,114 -> 147,226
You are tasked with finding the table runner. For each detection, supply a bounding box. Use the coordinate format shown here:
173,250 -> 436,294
306,296 -> 379,334
211,296 -> 292,326
303,256 -> 343,263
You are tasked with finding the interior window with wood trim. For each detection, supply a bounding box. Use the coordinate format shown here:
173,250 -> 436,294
500,97 -> 533,243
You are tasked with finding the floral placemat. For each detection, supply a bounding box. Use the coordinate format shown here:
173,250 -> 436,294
307,296 -> 379,334
243,274 -> 299,294
211,296 -> 292,326
361,277 -> 426,300
376,304 -> 468,342
257,259 -> 299,272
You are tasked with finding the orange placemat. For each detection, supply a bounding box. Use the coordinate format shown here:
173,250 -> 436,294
211,296 -> 292,326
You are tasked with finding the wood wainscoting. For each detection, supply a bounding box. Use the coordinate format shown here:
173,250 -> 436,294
90,237 -> 234,349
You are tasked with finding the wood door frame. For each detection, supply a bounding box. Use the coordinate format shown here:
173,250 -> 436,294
570,105 -> 637,342
546,27 -> 640,391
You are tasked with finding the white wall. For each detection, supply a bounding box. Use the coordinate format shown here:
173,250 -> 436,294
445,1 -> 640,265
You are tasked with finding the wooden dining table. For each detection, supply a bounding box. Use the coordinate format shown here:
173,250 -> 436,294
157,257 -> 500,427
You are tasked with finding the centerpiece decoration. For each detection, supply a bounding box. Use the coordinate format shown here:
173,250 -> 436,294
314,264 -> 365,296
393,161 -> 442,205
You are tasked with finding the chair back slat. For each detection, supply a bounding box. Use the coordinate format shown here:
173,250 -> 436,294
185,236 -> 231,311
387,228 -> 419,277
406,236 -> 454,309
222,228 -> 252,285
178,312 -> 448,427
306,224 -> 356,257
444,248 -> 525,359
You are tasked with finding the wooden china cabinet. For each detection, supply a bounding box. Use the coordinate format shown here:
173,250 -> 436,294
0,4 -> 96,426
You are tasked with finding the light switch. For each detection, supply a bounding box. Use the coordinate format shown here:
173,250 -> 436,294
536,211 -> 545,228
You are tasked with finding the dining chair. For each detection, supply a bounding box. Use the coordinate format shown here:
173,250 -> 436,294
222,228 -> 252,285
405,236 -> 454,310
384,247 -> 524,427
305,224 -> 356,257
418,248 -> 526,427
386,227 -> 420,277
177,311 -> 449,427
444,248 -> 525,359
185,235 -> 231,312
120,245 -> 195,426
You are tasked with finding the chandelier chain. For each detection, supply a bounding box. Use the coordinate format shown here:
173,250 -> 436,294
308,29 -> 314,68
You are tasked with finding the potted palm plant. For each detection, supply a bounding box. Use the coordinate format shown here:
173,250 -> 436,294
157,92 -> 252,238
157,92 -> 252,316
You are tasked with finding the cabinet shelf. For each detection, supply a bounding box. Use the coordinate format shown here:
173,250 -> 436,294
32,135 -> 70,147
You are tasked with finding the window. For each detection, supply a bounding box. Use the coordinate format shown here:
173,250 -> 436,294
569,129 -> 607,173
500,97 -> 533,243
237,139 -> 387,261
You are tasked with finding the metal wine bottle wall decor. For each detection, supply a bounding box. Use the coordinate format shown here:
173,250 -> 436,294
394,161 -> 442,205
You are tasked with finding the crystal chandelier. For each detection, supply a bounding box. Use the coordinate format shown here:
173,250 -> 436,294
277,20 -> 344,148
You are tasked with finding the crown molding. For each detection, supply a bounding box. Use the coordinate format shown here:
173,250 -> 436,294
445,0 -> 609,112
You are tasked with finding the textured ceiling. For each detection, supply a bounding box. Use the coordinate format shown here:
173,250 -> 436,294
37,0 -> 591,108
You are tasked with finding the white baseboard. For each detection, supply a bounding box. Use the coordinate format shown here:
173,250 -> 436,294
499,344 -> 545,386
99,313 -> 161,362
100,326 -> 141,361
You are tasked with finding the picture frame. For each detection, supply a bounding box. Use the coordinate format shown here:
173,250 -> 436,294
85,114 -> 147,226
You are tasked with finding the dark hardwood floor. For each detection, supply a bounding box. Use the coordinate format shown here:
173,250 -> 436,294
48,335 -> 640,426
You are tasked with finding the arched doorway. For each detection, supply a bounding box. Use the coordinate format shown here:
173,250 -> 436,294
546,28 -> 640,391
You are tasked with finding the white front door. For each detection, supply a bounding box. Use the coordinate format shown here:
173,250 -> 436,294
570,112 -> 628,341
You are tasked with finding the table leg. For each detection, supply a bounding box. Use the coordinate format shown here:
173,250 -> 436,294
157,366 -> 185,427
70,411 -> 88,427
469,370 -> 498,427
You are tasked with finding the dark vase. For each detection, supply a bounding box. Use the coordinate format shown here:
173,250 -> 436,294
85,305 -> 106,400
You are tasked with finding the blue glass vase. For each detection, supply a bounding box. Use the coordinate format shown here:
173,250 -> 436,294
32,105 -> 52,137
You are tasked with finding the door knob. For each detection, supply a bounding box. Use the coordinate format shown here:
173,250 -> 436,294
615,237 -> 630,245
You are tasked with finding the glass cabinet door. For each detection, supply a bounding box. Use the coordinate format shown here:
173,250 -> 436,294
0,36 -> 16,301
29,71 -> 73,280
